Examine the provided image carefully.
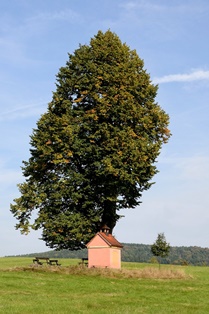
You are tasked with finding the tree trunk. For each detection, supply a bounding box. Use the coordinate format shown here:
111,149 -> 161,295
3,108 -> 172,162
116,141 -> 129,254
100,201 -> 119,233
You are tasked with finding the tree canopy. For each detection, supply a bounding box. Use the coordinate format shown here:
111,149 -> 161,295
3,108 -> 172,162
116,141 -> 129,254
151,233 -> 170,261
10,30 -> 170,250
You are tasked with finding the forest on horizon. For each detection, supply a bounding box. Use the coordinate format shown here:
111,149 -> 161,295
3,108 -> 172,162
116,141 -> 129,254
14,243 -> 209,266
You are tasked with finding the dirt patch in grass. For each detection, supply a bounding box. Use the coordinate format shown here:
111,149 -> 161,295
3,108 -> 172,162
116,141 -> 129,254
6,265 -> 192,280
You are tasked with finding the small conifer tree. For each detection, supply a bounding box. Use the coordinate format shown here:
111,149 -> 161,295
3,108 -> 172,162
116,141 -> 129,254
151,233 -> 170,266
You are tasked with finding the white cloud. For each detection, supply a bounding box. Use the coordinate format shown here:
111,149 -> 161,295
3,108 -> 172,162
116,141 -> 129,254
0,8 -> 81,66
153,70 -> 209,84
26,9 -> 81,24
0,158 -> 22,187
121,0 -> 165,12
0,169 -> 22,187
0,101 -> 47,121
177,155 -> 209,181
121,0 -> 208,13
160,154 -> 209,182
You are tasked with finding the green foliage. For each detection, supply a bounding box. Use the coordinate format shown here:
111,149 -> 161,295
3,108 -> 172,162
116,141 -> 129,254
10,30 -> 170,250
151,233 -> 170,262
123,244 -> 209,266
150,256 -> 159,264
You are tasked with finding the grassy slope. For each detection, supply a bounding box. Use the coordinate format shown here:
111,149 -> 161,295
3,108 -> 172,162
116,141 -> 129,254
0,257 -> 209,313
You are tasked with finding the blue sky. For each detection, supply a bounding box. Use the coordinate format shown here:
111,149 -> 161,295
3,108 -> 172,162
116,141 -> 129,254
1,0 -> 209,256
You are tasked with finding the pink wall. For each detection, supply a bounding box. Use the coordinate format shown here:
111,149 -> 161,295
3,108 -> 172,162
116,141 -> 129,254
87,233 -> 122,269
88,247 -> 110,268
88,246 -> 121,269
87,234 -> 109,247
110,248 -> 121,269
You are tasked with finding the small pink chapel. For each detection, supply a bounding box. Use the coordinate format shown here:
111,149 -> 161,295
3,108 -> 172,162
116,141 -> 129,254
86,225 -> 123,269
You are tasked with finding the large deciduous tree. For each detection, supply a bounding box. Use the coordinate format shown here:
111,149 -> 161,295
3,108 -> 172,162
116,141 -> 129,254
10,30 -> 170,250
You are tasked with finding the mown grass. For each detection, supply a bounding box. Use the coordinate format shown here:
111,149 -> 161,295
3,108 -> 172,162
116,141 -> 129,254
0,257 -> 209,313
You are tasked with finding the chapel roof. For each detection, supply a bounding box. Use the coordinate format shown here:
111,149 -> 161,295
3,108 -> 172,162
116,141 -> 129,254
86,230 -> 123,248
98,231 -> 123,248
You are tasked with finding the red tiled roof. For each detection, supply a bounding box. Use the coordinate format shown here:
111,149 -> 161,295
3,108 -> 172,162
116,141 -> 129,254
98,232 -> 123,248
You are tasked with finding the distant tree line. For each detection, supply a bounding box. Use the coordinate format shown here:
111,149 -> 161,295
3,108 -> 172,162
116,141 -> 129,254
18,243 -> 209,266
122,244 -> 209,266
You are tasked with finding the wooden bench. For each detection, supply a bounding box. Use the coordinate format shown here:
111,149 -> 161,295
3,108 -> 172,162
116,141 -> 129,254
79,258 -> 88,266
48,259 -> 61,266
33,257 -> 49,265
33,257 -> 61,266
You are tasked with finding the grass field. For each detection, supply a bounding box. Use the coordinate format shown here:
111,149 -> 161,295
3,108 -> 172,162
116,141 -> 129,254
0,257 -> 209,313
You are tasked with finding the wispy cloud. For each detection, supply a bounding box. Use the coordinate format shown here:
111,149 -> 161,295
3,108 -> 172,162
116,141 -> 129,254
121,0 -> 209,14
153,70 -> 209,84
120,0 -> 165,11
0,102 -> 47,121
179,155 -> 209,181
27,9 -> 81,24
0,169 -> 22,187
0,8 -> 82,66
0,157 -> 22,188
160,154 -> 209,181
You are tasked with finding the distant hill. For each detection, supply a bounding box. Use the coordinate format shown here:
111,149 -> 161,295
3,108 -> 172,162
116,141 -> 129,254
16,243 -> 209,266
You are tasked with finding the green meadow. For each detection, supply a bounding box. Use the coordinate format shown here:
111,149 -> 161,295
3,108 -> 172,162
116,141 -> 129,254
0,257 -> 209,313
